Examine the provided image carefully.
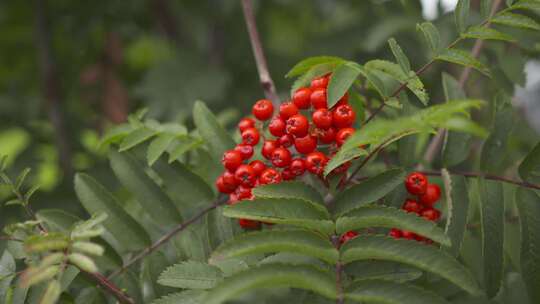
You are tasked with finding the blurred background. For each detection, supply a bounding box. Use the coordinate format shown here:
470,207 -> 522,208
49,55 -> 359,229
0,0 -> 538,222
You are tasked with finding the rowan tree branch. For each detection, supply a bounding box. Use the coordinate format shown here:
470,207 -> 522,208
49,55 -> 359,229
241,0 -> 281,106
419,170 -> 540,190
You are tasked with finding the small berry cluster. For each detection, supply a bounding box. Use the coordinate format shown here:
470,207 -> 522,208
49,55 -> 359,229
215,74 -> 359,229
389,172 -> 441,244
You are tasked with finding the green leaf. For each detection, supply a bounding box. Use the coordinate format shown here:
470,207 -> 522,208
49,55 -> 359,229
324,147 -> 368,177
481,0 -> 493,18
118,127 -> 157,152
286,56 -> 345,78
518,142 -> 540,184
442,172 -> 470,257
223,198 -> 333,235
24,233 -> 69,253
509,0 -> 540,13
252,181 -> 324,205
388,38 -> 411,73
74,173 -> 150,251
515,188 -> 540,304
479,179 -> 505,298
436,49 -> 491,77
416,22 -> 441,53
340,235 -> 482,295
206,206 -> 236,250
333,169 -> 405,216
152,290 -> 206,304
336,206 -> 450,246
0,251 -> 15,277
461,26 -> 516,42
109,150 -> 182,225
147,133 -> 175,166
36,209 -> 79,232
40,281 -> 61,304
291,63 -> 338,94
491,12 -> 540,30
345,260 -> 422,283
346,279 -> 449,304
68,253 -> 98,273
209,230 -> 338,264
455,0 -> 471,33
480,106 -> 514,173
158,261 -> 223,289
202,264 -> 336,304
192,101 -> 235,162
327,62 -> 363,108
168,137 -> 203,163
14,168 -> 30,191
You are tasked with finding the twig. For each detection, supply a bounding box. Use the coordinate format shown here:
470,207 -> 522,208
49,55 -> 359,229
241,0 -> 281,106
419,170 -> 540,190
108,197 -> 227,279
0,236 -> 23,242
419,0 -> 503,169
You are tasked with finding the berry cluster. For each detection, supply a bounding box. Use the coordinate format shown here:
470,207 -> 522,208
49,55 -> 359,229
389,172 -> 442,244
215,74 -> 359,229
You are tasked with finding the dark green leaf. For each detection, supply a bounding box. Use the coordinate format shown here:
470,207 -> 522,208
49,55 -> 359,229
119,127 -> 157,152
252,181 -> 324,205
168,137 -> 203,163
491,12 -> 540,30
158,261 -> 223,289
36,209 -> 79,232
327,62 -> 363,109
345,260 -> 422,283
442,172 -> 470,257
455,0 -> 471,33
291,63 -> 338,94
480,106 -> 513,173
286,56 -> 345,78
518,142 -> 540,184
152,290 -> 206,304
346,279 -> 449,304
147,133 -> 175,166
324,147 -> 368,177
193,101 -> 235,162
436,49 -> 491,77
509,0 -> 540,13
206,206 -> 236,250
461,26 -> 516,42
416,22 -> 441,53
388,38 -> 411,73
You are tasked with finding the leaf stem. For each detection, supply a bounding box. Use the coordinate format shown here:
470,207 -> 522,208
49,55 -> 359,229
419,170 -> 540,190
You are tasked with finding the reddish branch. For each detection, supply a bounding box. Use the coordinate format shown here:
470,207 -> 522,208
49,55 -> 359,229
241,0 -> 281,106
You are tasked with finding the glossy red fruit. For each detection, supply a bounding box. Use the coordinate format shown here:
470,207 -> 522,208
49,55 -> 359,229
418,184 -> 441,206
216,175 -> 235,194
312,109 -> 333,129
239,219 -> 261,229
335,127 -> 355,146
305,151 -> 328,175
234,165 -> 257,187
339,230 -> 359,244
271,147 -> 292,168
279,102 -> 299,119
402,199 -> 422,214
222,150 -> 243,171
238,117 -> 256,133
311,75 -> 329,89
421,208 -> 441,221
261,140 -> 279,159
281,168 -> 296,181
222,171 -> 239,188
252,99 -> 274,121
404,172 -> 428,195
290,158 -> 306,176
236,185 -> 254,200
249,160 -> 266,176
294,135 -> 317,154
292,87 -> 312,109
310,88 -> 327,109
389,228 -> 402,239
278,134 -> 294,147
241,127 -> 260,146
414,234 -> 426,242
317,127 -> 336,144
333,104 -> 356,128
401,230 -> 416,240
269,117 -> 286,137
259,168 -> 282,185
234,144 -> 254,160
286,114 -> 309,137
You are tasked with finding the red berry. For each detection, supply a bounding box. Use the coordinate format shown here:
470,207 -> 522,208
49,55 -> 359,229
404,172 -> 428,195
312,109 -> 333,129
269,117 -> 286,137
335,128 -> 355,147
259,168 -> 282,185
294,135 -> 317,154
271,147 -> 292,168
239,219 -> 261,230
234,144 -> 254,160
286,114 -> 309,137
424,239 -> 434,245
234,165 -> 257,187
216,175 -> 235,193
222,171 -> 239,188
222,150 -> 243,171
418,184 -> 441,206
261,140 -> 279,159
339,230 -> 359,244
228,193 -> 239,205
333,104 -> 356,128
421,208 -> 441,221
310,88 -> 327,109
311,75 -> 329,89
278,134 -> 294,147
389,229 -> 402,239
252,99 -> 274,121
238,117 -> 256,133
290,158 -> 306,176
316,127 -> 336,144
401,230 -> 416,240
281,168 -> 296,181
402,199 -> 422,214
305,151 -> 328,175
279,102 -> 299,119
241,128 -> 260,146
292,87 -> 312,109
249,160 -> 266,176
236,185 -> 254,200
414,234 -> 426,242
